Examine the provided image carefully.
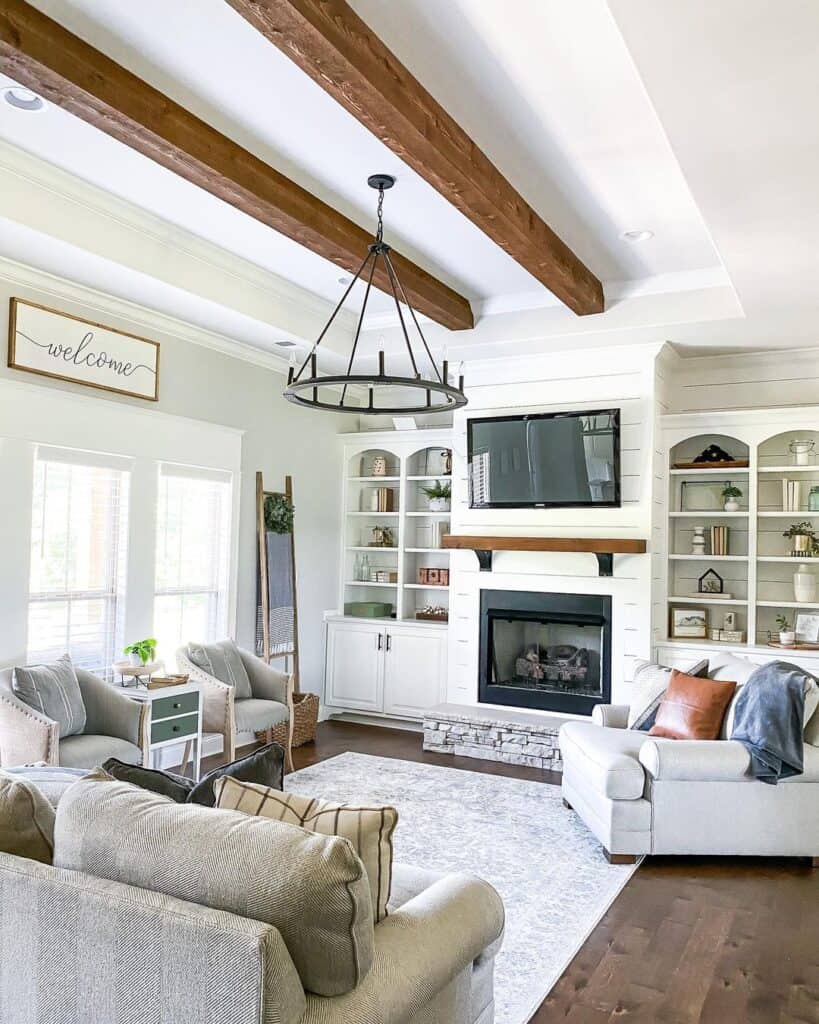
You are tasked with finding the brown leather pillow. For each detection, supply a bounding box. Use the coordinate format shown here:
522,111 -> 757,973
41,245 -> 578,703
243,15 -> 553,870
648,669 -> 736,740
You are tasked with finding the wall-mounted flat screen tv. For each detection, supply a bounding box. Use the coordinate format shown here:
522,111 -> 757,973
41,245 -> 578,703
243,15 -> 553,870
468,408 -> 621,509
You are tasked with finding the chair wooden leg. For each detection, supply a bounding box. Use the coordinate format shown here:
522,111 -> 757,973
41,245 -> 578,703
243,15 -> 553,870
603,848 -> 638,865
562,797 -> 573,810
810,856 -> 819,868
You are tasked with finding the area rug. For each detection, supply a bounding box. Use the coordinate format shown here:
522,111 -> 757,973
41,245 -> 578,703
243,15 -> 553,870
286,752 -> 639,1024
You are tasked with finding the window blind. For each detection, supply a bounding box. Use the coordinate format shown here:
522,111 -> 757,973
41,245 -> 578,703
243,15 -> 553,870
27,447 -> 131,676
153,463 -> 232,665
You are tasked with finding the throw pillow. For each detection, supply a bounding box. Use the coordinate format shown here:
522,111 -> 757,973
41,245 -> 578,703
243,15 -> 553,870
186,639 -> 252,700
215,776 -> 397,923
54,771 -> 374,996
103,742 -> 286,807
649,669 -> 736,740
629,658 -> 709,731
12,654 -> 86,738
0,768 -> 56,863
1,765 -> 87,808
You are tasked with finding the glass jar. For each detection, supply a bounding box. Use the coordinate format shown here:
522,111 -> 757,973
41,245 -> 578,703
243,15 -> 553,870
810,486 -> 819,512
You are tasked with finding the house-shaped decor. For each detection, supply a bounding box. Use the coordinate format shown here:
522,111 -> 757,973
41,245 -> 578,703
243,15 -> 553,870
698,568 -> 724,594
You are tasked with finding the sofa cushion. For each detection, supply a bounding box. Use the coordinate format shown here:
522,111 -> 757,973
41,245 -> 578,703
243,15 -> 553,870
0,768 -> 56,863
234,697 -> 289,735
649,670 -> 736,741
559,722 -> 646,800
59,734 -> 142,769
13,654 -> 86,738
216,775 -> 397,922
628,658 -> 708,730
53,770 -> 374,996
186,639 -> 252,700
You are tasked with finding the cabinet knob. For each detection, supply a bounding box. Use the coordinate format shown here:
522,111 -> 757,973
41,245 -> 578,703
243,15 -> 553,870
172,724 -> 181,732
377,633 -> 383,650
172,702 -> 181,709
386,634 -> 392,652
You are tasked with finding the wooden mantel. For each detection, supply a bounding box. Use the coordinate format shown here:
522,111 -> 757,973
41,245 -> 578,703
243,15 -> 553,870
442,535 -> 647,576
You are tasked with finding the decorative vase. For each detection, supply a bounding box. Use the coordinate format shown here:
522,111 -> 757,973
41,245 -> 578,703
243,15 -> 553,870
794,564 -> 817,603
723,499 -> 740,512
780,630 -> 796,646
789,439 -> 815,466
791,534 -> 812,556
127,652 -> 141,667
429,497 -> 451,512
371,456 -> 387,477
809,487 -> 819,512
691,527 -> 706,556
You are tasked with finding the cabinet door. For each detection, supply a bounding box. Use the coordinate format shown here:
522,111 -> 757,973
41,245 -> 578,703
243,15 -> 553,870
382,627 -> 447,718
325,622 -> 384,711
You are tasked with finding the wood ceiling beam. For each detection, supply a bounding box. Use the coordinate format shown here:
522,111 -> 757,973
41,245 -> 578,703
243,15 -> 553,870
0,0 -> 474,331
226,0 -> 605,317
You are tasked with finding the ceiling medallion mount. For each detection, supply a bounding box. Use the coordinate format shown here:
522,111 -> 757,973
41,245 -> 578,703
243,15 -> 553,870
283,174 -> 467,415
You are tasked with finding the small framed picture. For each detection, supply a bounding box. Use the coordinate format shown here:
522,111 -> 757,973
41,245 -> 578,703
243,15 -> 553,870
795,612 -> 819,643
671,607 -> 708,639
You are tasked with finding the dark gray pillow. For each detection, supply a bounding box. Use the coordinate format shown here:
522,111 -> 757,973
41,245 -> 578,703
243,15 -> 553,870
13,654 -> 86,738
103,742 -> 285,807
187,639 -> 252,700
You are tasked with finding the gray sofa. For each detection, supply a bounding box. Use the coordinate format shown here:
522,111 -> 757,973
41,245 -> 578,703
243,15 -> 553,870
0,772 -> 504,1024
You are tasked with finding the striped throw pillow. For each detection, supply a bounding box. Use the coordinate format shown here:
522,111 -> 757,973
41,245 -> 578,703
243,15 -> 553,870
215,775 -> 397,922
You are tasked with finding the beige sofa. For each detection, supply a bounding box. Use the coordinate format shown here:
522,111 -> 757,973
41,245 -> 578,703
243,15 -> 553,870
0,773 -> 504,1024
559,653 -> 819,863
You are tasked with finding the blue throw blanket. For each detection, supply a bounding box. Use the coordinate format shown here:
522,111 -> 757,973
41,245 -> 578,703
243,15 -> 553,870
731,661 -> 808,784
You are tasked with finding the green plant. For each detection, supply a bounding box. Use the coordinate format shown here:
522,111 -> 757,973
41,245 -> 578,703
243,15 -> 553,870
775,615 -> 792,632
721,484 -> 743,499
264,493 -> 294,534
783,520 -> 816,538
421,480 -> 451,500
124,637 -> 158,664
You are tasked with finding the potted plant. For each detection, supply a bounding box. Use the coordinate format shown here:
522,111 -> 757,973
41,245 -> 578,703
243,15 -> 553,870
421,479 -> 451,512
776,615 -> 796,647
782,520 -> 818,556
123,637 -> 158,667
721,484 -> 742,512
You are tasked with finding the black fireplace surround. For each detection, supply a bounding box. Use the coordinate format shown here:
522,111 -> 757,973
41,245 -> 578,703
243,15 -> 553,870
479,589 -> 612,716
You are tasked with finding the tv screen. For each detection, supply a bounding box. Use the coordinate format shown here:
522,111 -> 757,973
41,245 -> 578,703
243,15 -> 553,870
468,409 -> 621,509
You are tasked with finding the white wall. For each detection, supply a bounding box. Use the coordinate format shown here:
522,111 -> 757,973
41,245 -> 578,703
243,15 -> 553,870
0,259 -> 353,693
445,343 -> 662,711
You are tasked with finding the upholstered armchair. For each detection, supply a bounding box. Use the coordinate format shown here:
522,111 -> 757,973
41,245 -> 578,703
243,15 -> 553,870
176,645 -> 294,771
0,667 -> 144,769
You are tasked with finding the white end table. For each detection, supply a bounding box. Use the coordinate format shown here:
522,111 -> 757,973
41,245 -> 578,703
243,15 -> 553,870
126,683 -> 203,781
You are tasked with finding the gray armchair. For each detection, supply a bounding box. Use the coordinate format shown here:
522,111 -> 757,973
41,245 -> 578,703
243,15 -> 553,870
0,667 -> 144,769
177,645 -> 294,771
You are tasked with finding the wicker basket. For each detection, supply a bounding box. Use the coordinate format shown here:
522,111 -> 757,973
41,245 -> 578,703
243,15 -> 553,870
257,692 -> 319,748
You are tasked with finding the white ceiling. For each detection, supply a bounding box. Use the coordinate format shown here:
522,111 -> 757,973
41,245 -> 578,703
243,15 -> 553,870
0,0 -> 815,365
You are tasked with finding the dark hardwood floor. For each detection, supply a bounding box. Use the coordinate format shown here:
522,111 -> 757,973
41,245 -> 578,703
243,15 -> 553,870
209,721 -> 819,1024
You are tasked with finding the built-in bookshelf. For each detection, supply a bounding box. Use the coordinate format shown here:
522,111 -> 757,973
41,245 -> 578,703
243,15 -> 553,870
339,429 -> 453,623
660,413 -> 819,651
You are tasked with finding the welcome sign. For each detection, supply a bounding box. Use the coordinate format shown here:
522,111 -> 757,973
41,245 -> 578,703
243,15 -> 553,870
8,298 -> 160,401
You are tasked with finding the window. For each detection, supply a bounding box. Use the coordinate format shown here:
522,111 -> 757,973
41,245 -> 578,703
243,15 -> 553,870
153,464 -> 232,665
27,447 -> 131,675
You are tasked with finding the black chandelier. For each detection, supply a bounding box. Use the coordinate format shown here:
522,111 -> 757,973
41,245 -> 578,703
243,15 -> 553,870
283,174 -> 467,414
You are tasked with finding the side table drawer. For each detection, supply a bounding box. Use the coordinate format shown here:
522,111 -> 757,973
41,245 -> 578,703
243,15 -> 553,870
152,691 -> 200,722
151,712 -> 199,744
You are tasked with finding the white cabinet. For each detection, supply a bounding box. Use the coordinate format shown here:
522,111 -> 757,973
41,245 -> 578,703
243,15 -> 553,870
325,618 -> 447,720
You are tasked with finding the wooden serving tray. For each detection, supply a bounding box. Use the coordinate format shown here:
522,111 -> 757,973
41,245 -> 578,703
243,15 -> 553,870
766,642 -> 819,651
673,459 -> 749,470
415,612 -> 448,622
147,674 -> 190,689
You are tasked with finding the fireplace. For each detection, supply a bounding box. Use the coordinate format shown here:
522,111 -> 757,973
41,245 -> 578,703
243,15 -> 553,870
479,589 -> 612,715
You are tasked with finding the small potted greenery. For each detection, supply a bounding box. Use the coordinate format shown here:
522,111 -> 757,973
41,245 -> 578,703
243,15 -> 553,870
124,637 -> 158,667
721,484 -> 742,512
422,479 -> 451,512
782,520 -> 818,556
775,614 -> 796,647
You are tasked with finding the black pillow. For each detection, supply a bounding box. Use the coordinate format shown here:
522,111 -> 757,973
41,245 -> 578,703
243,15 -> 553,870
103,742 -> 285,807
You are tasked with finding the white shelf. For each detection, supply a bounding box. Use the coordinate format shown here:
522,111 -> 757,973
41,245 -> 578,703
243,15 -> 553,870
669,511 -> 749,518
758,466 -> 819,473
405,547 -> 450,554
347,511 -> 400,517
758,511 -> 819,517
668,596 -> 748,605
757,600 -> 819,609
344,580 -> 397,588
404,583 -> 449,590
347,546 -> 398,552
406,511 -> 452,517
668,554 -> 748,561
757,556 -> 819,563
407,475 -> 452,481
670,467 -> 749,476
348,475 -> 400,482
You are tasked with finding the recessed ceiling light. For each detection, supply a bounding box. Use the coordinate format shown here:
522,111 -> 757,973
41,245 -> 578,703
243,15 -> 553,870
3,87 -> 46,112
621,229 -> 654,242
274,340 -> 297,348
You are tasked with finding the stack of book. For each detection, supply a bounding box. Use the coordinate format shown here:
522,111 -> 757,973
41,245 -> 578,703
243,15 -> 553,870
710,525 -> 729,555
783,480 -> 802,511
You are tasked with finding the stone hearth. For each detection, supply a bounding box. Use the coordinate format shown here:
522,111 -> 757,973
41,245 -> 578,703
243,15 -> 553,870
423,703 -> 568,771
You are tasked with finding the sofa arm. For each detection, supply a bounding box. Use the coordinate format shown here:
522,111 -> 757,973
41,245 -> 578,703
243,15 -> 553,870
0,690 -> 58,767
0,853 -> 306,1024
592,704 -> 630,729
76,671 -> 144,746
177,647 -> 236,762
639,738 -> 752,781
240,649 -> 292,706
302,873 -> 504,1024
